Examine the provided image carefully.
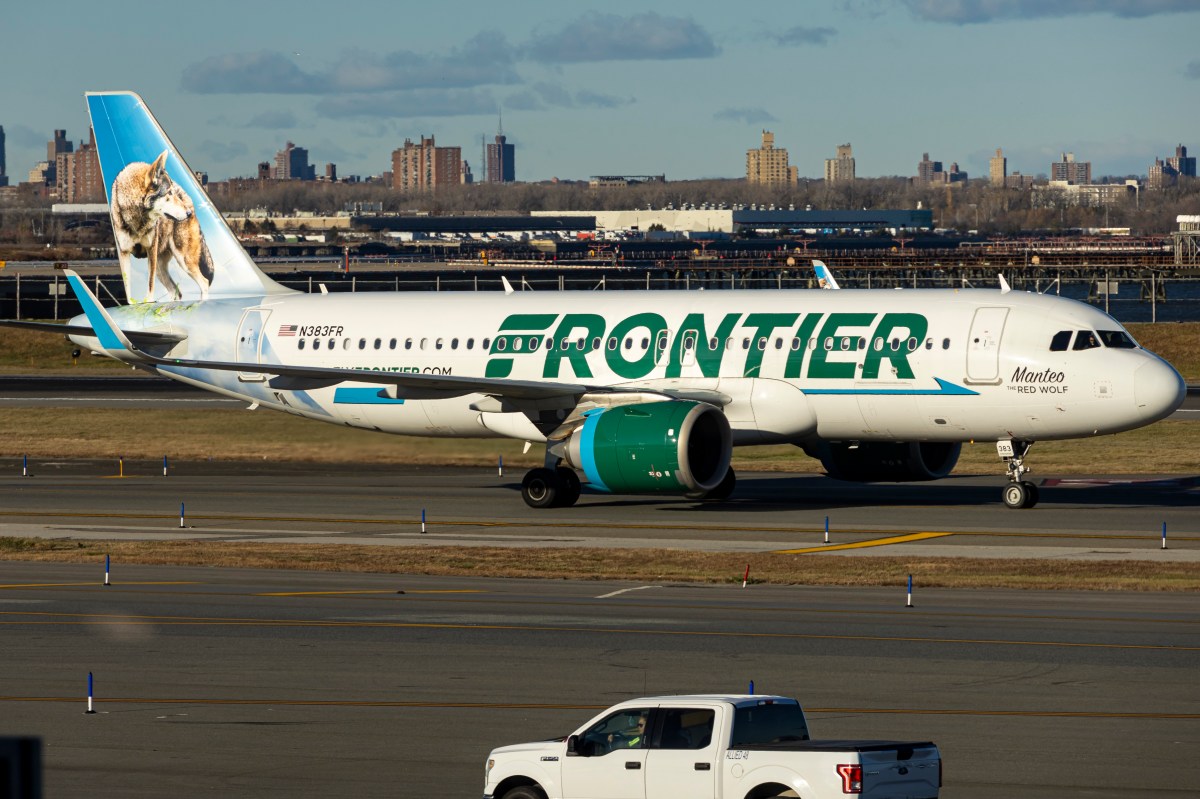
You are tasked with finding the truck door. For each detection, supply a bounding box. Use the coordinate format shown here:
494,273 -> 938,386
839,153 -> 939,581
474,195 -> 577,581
965,307 -> 1008,384
560,707 -> 650,799
645,707 -> 718,799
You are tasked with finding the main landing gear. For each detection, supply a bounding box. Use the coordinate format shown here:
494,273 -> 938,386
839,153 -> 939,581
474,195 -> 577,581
521,466 -> 582,509
997,438 -> 1039,509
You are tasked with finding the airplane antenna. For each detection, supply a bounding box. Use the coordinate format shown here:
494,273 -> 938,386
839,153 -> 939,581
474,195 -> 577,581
501,276 -> 515,295
998,274 -> 1011,294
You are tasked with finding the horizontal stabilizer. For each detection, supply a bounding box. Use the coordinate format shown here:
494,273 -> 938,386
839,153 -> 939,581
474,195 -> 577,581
0,319 -> 187,347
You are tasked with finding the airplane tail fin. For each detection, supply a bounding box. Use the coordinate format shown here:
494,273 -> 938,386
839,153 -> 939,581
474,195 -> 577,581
86,92 -> 290,305
812,260 -> 841,290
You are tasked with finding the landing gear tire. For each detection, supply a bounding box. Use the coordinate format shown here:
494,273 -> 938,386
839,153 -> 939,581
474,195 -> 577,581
703,467 -> 737,502
1002,481 -> 1039,509
521,468 -> 559,509
554,467 -> 582,508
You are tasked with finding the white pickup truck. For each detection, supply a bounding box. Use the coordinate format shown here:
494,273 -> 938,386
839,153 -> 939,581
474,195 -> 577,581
483,695 -> 940,799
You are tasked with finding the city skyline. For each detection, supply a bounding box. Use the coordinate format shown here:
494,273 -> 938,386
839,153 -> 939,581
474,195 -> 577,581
3,1 -> 1199,185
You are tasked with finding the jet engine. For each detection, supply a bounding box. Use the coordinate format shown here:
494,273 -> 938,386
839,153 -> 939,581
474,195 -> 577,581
562,401 -> 732,494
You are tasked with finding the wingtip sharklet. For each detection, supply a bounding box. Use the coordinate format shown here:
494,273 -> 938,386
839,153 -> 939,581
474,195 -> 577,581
63,269 -> 140,357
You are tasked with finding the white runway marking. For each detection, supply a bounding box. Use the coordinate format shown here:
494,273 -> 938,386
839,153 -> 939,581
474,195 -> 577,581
595,585 -> 662,599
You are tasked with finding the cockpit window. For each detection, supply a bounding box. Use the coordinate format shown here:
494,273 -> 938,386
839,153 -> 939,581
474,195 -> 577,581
1098,330 -> 1137,349
1049,331 -> 1072,352
1073,331 -> 1100,351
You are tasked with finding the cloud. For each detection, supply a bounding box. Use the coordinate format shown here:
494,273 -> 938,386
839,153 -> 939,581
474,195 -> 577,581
503,84 -> 632,111
900,0 -> 1199,24
192,139 -> 249,165
182,52 -> 321,94
714,108 -> 779,124
245,110 -> 299,130
315,89 -> 498,119
1186,60 -> 1200,79
181,32 -> 517,95
527,12 -> 719,62
772,26 -> 837,46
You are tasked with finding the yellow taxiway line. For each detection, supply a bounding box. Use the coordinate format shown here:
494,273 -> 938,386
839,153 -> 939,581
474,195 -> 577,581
774,531 -> 955,554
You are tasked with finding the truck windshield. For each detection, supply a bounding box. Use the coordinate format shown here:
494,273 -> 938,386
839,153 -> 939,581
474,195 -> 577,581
730,702 -> 810,746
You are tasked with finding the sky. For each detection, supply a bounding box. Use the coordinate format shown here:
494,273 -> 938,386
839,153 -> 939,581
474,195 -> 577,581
3,0 -> 1199,185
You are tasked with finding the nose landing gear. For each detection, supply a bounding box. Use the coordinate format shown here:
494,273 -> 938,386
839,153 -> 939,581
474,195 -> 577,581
998,438 -> 1039,509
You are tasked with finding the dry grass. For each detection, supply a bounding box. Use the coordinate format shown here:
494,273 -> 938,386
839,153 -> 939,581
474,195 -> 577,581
3,538 -> 1198,591
2,407 -> 1197,473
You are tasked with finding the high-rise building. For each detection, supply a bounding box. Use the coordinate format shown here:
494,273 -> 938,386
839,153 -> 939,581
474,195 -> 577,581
916,153 -> 943,184
45,129 -> 73,185
392,135 -> 462,192
274,142 -> 316,181
824,143 -> 855,184
486,133 -> 515,183
0,124 -> 7,186
1168,144 -> 1196,178
989,148 -> 1007,186
56,130 -> 105,202
747,131 -> 798,186
1050,152 -> 1090,185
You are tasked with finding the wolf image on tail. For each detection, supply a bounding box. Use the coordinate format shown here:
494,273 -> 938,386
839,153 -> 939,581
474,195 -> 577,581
109,150 -> 214,302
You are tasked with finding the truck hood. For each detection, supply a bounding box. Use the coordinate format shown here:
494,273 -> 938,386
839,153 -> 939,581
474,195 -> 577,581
488,738 -> 565,758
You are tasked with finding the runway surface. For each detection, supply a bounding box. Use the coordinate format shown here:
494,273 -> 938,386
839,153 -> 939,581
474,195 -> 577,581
1,461 -> 1198,559
1,562 -> 1196,798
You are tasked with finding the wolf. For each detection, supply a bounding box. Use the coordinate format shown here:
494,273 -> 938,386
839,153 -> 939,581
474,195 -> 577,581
109,150 -> 214,302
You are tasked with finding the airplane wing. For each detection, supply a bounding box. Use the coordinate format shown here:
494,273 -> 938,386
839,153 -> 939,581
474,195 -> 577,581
62,269 -> 723,405
0,319 -> 187,347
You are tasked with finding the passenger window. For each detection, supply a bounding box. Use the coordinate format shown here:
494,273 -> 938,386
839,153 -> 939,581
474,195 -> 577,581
823,338 -> 833,351
373,338 -> 381,350
1074,331 -> 1100,351
873,338 -> 883,352
298,339 -> 306,350
924,338 -> 933,350
756,337 -> 766,351
1049,331 -> 1072,352
528,337 -> 539,351
790,338 -> 801,351
545,338 -> 555,351
328,338 -> 336,349
709,337 -> 719,349
561,338 -> 570,351
466,338 -> 474,349
312,339 -> 320,350
512,337 -> 522,352
907,337 -> 918,351
890,338 -> 900,351
496,338 -> 507,351
482,338 -> 491,350
774,337 -> 783,350
404,338 -> 413,350
625,338 -> 633,350
654,709 -> 716,751
839,336 -> 850,351
592,337 -> 601,351
942,338 -> 951,350
577,337 -> 586,350
436,338 -> 444,350
451,338 -> 459,350
389,338 -> 397,350
640,338 -> 649,350
607,337 -> 617,351
358,338 -> 366,350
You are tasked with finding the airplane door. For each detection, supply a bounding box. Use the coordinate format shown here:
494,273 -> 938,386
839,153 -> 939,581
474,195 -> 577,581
236,308 -> 271,382
965,307 -> 1008,384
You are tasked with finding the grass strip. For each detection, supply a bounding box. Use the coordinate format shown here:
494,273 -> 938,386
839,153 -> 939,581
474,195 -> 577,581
2,538 -> 1198,592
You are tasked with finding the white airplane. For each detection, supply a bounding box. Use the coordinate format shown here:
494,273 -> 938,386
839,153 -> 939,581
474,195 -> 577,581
5,93 -> 1186,510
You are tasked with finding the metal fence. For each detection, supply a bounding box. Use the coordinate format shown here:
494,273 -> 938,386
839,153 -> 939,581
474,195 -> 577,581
3,268 -> 1198,324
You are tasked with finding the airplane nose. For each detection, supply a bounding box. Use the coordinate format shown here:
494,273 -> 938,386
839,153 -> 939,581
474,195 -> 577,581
1133,357 -> 1186,422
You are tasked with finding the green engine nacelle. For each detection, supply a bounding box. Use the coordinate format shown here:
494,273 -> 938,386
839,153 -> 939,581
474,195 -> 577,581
563,401 -> 732,494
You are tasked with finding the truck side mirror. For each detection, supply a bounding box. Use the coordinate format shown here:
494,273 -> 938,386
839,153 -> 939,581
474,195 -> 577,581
566,735 -> 581,756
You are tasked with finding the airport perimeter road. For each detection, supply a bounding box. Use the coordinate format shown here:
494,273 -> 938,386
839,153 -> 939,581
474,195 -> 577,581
1,462 -> 1198,558
0,563 -> 1196,799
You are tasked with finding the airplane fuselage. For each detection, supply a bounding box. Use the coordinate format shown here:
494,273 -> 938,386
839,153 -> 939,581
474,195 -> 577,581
77,286 -> 1183,447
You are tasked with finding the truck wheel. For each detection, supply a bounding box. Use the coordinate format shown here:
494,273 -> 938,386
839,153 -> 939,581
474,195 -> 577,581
500,786 -> 546,799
